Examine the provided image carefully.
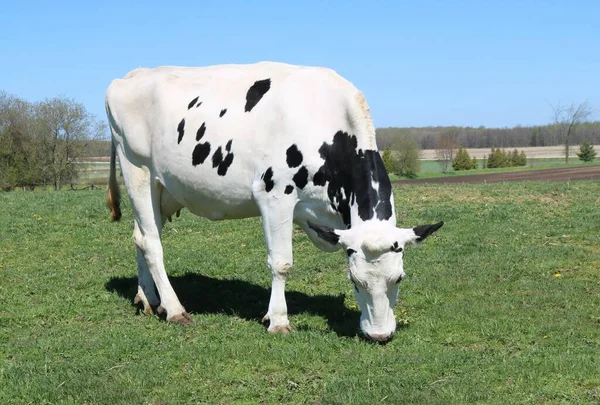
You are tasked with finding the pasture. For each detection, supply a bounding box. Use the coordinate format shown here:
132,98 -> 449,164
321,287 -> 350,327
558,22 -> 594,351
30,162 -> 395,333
1,181 -> 599,404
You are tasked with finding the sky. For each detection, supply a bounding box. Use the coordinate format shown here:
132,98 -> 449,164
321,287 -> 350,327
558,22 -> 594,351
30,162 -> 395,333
1,0 -> 598,129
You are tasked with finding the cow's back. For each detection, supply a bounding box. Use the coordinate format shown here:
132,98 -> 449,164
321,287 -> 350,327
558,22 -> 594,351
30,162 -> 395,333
106,61 -> 377,222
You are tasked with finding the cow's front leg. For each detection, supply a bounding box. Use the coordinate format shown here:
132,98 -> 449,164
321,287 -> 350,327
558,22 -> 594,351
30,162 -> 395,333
253,178 -> 297,334
262,254 -> 293,334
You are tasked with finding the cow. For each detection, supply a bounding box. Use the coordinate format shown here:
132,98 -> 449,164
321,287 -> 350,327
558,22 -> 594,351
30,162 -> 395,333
105,61 -> 443,342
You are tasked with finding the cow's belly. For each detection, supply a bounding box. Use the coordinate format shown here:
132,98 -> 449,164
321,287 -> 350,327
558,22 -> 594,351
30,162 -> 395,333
157,167 -> 260,221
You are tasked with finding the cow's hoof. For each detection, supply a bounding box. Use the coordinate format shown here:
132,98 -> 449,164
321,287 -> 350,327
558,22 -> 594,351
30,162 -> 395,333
167,312 -> 193,325
133,294 -> 154,315
268,324 -> 293,334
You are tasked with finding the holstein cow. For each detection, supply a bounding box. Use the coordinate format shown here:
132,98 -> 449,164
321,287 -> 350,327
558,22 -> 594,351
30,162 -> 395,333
105,61 -> 443,342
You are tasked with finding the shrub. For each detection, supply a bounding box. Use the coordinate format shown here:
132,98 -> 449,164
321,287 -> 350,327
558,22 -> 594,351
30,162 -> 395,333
381,146 -> 396,174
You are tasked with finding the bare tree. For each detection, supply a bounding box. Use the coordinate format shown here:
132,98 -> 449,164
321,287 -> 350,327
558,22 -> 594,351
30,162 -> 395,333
435,128 -> 459,173
551,101 -> 593,163
34,96 -> 104,190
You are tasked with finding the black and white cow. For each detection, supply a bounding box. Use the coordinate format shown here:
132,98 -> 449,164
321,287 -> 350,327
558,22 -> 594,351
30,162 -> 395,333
105,61 -> 443,342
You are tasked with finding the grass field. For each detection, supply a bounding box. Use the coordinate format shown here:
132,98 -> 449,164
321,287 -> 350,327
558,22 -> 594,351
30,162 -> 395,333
1,182 -> 599,404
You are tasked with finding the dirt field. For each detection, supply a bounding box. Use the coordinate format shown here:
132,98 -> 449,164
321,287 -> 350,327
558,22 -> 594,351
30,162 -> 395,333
393,165 -> 600,185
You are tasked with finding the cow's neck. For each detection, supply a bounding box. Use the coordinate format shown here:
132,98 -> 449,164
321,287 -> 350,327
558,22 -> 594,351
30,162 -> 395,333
346,149 -> 395,229
312,131 -> 395,229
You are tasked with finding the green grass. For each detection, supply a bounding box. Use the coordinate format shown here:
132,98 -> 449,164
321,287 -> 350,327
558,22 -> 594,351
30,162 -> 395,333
1,182 -> 599,404
387,158 -> 600,181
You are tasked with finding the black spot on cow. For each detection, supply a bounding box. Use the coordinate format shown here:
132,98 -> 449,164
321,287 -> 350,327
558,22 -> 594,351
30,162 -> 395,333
188,96 -> 199,109
284,185 -> 294,195
245,79 -> 271,112
391,241 -> 403,253
263,167 -> 274,192
226,139 -> 233,152
196,102 -> 203,108
196,122 -> 206,141
212,147 -> 223,168
177,118 -> 185,144
286,144 -> 303,168
192,142 -> 211,166
312,130 -> 393,227
292,166 -> 308,189
346,248 -> 356,257
220,109 -> 227,117
217,153 -> 234,176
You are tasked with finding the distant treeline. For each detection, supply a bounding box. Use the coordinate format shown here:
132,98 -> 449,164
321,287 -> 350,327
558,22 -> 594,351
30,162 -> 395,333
376,122 -> 600,150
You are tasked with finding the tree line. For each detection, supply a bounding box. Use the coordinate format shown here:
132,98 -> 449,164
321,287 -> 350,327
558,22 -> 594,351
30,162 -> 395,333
377,121 -> 600,150
377,102 -> 598,150
0,91 -> 108,190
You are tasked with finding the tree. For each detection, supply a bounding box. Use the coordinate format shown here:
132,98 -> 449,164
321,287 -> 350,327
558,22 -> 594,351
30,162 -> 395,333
394,134 -> 421,177
508,149 -> 519,167
529,126 -> 542,146
435,128 -> 459,173
551,101 -> 593,163
518,150 -> 527,166
0,92 -> 42,189
487,147 -> 509,169
34,97 -> 105,190
577,140 -> 597,162
381,146 -> 396,174
452,146 -> 476,170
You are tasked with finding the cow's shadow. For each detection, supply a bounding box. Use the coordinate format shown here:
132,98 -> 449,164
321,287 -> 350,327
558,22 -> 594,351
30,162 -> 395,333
105,273 -> 360,338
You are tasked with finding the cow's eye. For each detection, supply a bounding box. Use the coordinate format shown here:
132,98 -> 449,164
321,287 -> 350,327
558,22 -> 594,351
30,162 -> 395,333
395,275 -> 404,284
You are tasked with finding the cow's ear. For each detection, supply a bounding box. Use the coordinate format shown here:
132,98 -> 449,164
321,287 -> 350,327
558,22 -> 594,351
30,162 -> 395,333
412,221 -> 444,243
307,221 -> 341,245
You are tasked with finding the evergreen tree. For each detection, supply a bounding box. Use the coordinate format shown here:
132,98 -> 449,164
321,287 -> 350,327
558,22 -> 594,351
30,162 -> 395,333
518,150 -> 527,166
452,146 -> 476,170
497,148 -> 509,168
487,147 -> 496,168
487,147 -> 509,168
577,140 -> 597,162
509,149 -> 519,166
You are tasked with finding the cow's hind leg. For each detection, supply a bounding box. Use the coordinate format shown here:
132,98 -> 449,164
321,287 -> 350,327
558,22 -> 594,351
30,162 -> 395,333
133,221 -> 159,315
119,160 -> 192,325
252,180 -> 297,334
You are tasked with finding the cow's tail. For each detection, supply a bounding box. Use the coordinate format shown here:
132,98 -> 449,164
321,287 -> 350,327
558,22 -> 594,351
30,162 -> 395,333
107,139 -> 122,222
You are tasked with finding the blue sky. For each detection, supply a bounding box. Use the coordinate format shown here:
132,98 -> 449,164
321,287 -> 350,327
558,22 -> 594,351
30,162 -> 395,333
1,0 -> 598,128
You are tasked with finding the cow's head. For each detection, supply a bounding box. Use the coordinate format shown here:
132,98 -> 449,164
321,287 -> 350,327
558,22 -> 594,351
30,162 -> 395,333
308,220 -> 443,343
